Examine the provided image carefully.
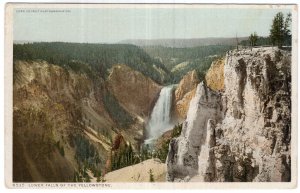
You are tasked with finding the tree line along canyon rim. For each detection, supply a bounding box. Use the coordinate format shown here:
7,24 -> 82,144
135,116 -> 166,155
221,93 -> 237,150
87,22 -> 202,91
6,4 -> 296,186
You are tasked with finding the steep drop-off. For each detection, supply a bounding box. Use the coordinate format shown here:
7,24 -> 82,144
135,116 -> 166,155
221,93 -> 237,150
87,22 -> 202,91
107,64 -> 161,119
167,47 -> 291,182
173,70 -> 200,121
13,60 -> 162,182
205,58 -> 225,91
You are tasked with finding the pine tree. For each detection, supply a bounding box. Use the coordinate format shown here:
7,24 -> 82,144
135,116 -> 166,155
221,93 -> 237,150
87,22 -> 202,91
249,32 -> 258,50
270,12 -> 292,48
283,13 -> 292,46
249,32 -> 258,47
96,176 -> 101,182
149,169 -> 155,182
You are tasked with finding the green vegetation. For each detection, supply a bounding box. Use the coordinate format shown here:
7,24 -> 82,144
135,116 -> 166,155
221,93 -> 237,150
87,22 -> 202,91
241,12 -> 292,48
96,127 -> 111,141
140,144 -> 152,162
73,166 -> 91,182
143,45 -> 233,83
270,12 -> 292,48
72,134 -> 100,164
110,134 -> 138,171
71,134 -> 104,182
132,124 -> 183,164
13,42 -> 170,83
188,57 -> 216,81
149,169 -> 155,182
172,123 -> 183,137
154,124 -> 183,162
55,141 -> 65,157
73,168 -> 91,182
111,142 -> 136,170
249,32 -> 258,48
13,42 -> 234,84
102,91 -> 133,128
240,36 -> 272,47
65,60 -> 94,77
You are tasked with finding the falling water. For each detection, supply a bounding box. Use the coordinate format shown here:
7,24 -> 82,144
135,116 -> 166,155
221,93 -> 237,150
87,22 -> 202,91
144,85 -> 176,145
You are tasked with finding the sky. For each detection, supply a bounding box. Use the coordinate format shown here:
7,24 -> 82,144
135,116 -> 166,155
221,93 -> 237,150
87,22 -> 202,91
13,7 -> 292,43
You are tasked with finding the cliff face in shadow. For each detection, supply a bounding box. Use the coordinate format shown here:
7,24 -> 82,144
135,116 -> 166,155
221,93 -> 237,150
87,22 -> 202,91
13,60 -> 162,182
167,47 -> 291,182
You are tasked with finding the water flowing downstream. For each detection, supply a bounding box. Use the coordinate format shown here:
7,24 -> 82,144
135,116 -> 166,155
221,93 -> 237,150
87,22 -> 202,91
144,85 -> 176,145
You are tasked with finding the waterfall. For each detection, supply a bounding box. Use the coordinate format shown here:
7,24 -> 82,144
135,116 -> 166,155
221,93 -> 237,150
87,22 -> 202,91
144,85 -> 176,145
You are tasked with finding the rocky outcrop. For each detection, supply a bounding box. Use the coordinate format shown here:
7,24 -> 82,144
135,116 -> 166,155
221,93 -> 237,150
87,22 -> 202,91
107,64 -> 162,119
167,82 -> 223,181
205,58 -> 225,91
174,70 -> 200,120
167,47 -> 291,182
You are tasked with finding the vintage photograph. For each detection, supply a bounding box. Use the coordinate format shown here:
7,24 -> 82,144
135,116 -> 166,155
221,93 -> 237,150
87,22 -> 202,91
5,3 -> 297,188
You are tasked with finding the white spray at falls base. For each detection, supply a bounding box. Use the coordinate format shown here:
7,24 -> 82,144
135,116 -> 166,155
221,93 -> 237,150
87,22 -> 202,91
144,85 -> 176,145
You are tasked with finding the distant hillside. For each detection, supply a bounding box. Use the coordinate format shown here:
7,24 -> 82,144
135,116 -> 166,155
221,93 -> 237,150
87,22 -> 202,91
240,36 -> 291,47
120,37 -> 248,48
143,45 -> 234,83
13,42 -> 170,84
14,40 -> 35,44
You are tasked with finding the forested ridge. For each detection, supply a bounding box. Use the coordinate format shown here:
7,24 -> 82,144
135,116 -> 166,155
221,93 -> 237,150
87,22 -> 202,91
13,42 -> 236,84
13,42 -> 170,84
143,45 -> 234,82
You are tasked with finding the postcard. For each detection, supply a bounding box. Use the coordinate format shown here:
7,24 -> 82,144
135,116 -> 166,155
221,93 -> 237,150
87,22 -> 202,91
4,3 -> 298,189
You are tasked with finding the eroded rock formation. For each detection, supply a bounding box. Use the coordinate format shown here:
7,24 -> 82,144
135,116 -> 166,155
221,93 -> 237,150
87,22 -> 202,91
173,70 -> 200,121
167,47 -> 291,182
167,82 -> 223,181
108,64 -> 162,119
205,58 -> 225,91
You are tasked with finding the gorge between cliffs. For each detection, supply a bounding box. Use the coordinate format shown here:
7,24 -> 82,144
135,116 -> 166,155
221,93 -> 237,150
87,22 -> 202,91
13,43 -> 292,183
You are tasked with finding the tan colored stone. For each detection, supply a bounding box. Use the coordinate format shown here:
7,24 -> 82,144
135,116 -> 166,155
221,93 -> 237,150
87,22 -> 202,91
205,58 -> 225,91
167,47 -> 291,182
107,64 -> 162,118
174,70 -> 200,119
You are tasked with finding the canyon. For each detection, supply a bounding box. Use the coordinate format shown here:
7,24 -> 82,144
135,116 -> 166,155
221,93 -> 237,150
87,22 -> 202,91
12,44 -> 292,183
166,47 -> 291,182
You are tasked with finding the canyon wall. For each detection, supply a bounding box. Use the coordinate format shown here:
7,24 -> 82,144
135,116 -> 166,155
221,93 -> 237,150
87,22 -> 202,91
173,70 -> 200,121
13,60 -> 161,182
108,64 -> 162,119
205,58 -> 225,91
167,47 -> 291,182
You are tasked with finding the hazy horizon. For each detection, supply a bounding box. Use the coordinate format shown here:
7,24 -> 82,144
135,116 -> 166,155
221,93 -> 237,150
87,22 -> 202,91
13,7 -> 292,43
13,36 -> 251,44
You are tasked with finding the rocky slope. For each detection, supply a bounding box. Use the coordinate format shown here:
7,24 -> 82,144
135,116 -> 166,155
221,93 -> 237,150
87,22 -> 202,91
205,58 -> 225,91
173,70 -> 200,121
13,60 -> 162,182
107,64 -> 162,119
104,158 -> 167,182
166,47 -> 291,182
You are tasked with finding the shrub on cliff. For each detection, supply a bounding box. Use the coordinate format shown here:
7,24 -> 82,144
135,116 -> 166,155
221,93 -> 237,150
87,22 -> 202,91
155,124 -> 182,162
